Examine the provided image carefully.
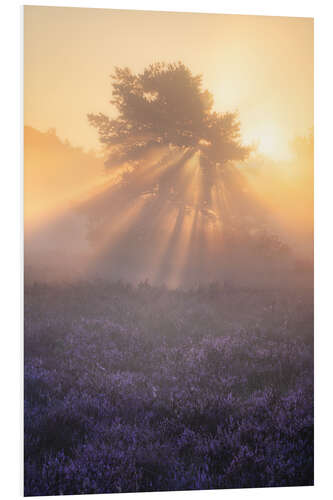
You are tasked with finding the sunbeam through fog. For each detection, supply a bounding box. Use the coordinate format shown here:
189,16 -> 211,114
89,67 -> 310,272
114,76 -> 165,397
24,8 -> 313,289
24,7 -> 314,497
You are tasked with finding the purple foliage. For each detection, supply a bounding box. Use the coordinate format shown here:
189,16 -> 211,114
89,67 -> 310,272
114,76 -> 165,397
24,281 -> 313,496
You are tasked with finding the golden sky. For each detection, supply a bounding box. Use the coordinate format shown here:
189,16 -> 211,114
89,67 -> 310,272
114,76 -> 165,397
24,6 -> 313,160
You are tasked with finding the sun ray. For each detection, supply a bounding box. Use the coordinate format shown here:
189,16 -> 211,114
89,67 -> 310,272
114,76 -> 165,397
149,204 -> 181,283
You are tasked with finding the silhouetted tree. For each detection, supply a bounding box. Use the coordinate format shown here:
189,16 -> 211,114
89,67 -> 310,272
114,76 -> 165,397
84,63 -> 288,285
87,63 -> 253,212
291,129 -> 314,162
88,62 -> 250,167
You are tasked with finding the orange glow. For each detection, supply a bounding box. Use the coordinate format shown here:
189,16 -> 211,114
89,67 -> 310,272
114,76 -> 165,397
24,7 -> 313,286
243,122 -> 292,161
24,7 -> 313,154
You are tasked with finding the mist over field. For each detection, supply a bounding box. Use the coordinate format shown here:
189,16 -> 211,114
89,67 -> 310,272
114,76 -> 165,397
24,7 -> 313,497
24,125 -> 313,289
24,119 -> 314,495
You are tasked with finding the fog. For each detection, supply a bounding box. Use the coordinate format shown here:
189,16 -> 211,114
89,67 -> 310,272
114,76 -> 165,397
24,125 -> 313,289
24,9 -> 313,290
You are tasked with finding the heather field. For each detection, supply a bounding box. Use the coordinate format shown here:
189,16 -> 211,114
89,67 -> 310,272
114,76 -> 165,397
24,280 -> 313,496
24,7 -> 314,497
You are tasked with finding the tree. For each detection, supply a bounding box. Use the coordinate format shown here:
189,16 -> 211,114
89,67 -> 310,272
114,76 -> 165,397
85,62 -> 286,285
87,63 -> 253,213
88,62 -> 250,166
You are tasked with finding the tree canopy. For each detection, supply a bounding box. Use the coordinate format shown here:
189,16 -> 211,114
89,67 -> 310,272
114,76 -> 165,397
88,62 -> 251,169
84,62 -> 289,286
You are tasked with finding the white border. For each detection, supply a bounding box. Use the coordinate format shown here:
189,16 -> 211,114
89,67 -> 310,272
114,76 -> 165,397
1,1 -> 332,499
14,0 -> 316,17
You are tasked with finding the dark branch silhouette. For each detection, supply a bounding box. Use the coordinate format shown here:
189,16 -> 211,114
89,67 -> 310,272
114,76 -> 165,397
84,62 -> 289,285
88,62 -> 251,168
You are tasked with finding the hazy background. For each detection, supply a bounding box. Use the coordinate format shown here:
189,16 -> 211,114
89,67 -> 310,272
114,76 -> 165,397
24,7 -> 313,287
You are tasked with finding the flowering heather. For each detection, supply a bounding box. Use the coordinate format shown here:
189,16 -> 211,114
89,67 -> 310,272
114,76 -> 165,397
24,281 -> 313,496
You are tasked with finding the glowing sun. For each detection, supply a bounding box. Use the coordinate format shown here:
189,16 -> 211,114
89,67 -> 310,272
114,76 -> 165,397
247,122 -> 291,161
